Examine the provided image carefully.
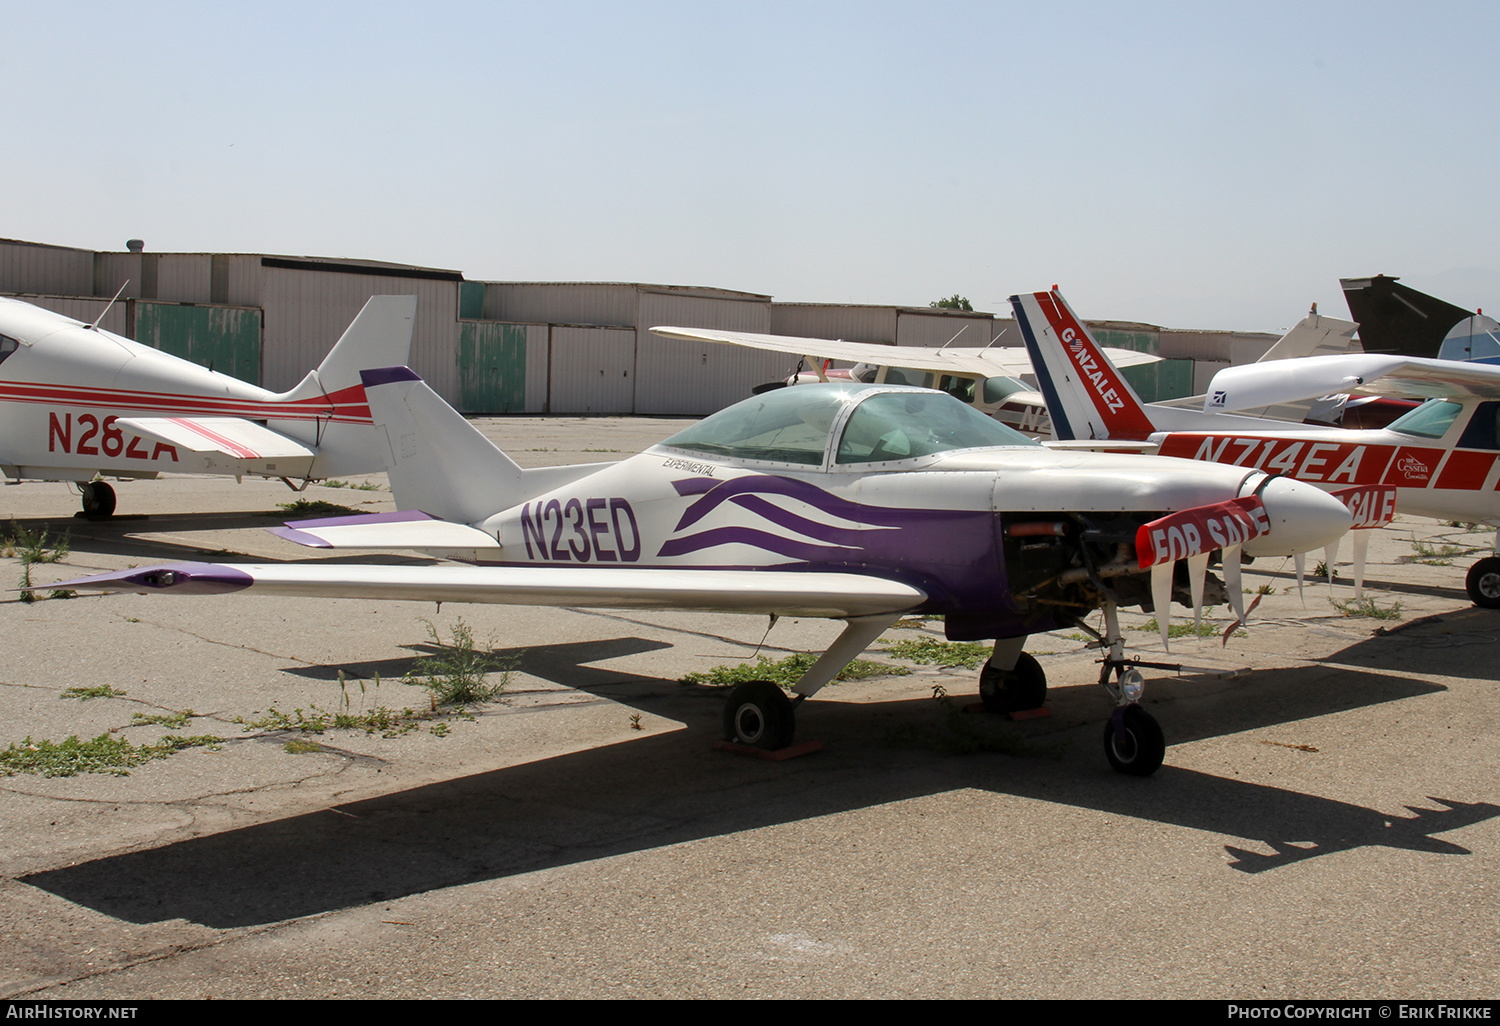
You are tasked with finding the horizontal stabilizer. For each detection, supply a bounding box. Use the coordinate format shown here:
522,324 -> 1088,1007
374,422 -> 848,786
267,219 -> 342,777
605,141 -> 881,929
116,416 -> 317,477
270,510 -> 502,554
38,563 -> 928,619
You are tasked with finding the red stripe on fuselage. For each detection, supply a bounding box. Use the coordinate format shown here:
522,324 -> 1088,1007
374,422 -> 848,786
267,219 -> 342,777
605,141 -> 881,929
0,381 -> 373,423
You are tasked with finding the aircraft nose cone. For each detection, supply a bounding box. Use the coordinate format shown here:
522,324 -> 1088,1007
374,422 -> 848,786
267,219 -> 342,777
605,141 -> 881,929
1245,477 -> 1352,556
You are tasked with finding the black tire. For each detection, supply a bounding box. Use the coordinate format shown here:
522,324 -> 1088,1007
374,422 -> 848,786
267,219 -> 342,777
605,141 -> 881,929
1102,705 -> 1165,777
81,481 -> 116,519
978,652 -> 1046,714
1466,557 -> 1500,609
722,680 -> 796,749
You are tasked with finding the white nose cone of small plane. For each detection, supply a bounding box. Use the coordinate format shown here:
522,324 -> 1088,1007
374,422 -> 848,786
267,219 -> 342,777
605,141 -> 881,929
1241,476 -> 1353,557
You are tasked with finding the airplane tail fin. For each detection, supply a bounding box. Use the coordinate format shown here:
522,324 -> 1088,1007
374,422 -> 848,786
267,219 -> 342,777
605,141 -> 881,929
267,295 -> 418,478
1341,275 -> 1472,358
1010,289 -> 1157,441
360,367 -> 524,524
278,295 -> 418,401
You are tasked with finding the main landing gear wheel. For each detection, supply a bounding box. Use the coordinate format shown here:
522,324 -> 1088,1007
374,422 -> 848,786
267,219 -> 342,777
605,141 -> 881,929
1466,557 -> 1500,609
1103,705 -> 1165,777
722,680 -> 796,750
80,481 -> 116,519
978,652 -> 1046,714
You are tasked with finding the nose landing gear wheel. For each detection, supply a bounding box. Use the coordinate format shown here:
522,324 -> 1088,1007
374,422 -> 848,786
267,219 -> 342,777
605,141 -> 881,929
81,481 -> 116,519
1466,556 -> 1500,609
723,679 -> 796,750
1103,704 -> 1165,777
978,652 -> 1047,714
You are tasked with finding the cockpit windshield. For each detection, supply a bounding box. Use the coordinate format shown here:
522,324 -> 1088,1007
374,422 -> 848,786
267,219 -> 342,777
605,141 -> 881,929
661,385 -> 861,465
1388,398 -> 1464,439
836,390 -> 1037,463
660,384 -> 1039,467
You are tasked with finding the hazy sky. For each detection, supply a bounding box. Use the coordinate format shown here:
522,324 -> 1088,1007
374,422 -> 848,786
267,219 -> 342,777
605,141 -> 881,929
6,1 -> 1496,331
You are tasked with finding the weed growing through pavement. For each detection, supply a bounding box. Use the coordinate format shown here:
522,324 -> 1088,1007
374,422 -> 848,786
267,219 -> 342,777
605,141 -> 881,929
404,618 -> 514,707
882,638 -> 992,670
1136,617 -> 1245,639
680,651 -> 905,689
4,520 -> 73,602
1331,596 -> 1403,620
60,685 -> 126,701
1409,534 -> 1481,566
322,479 -> 385,491
272,499 -> 360,518
0,733 -> 223,778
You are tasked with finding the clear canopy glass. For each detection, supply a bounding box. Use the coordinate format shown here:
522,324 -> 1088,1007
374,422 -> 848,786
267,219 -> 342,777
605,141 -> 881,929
660,384 -> 1037,467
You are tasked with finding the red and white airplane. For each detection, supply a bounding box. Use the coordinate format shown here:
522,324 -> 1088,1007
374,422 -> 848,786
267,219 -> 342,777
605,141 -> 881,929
0,294 -> 416,516
1013,288 -> 1500,607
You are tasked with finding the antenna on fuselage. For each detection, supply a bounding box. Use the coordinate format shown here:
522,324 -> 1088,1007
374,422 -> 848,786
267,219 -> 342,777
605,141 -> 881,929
87,280 -> 130,332
940,324 -> 969,349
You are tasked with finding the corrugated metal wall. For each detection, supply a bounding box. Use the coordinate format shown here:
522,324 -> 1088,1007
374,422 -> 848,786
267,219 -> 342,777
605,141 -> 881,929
770,303 -> 898,343
0,240 -> 94,296
456,321 -> 550,413
548,326 -> 637,413
134,302 -> 262,385
894,309 -> 996,348
259,265 -> 459,395
634,291 -> 781,415
484,283 -> 638,327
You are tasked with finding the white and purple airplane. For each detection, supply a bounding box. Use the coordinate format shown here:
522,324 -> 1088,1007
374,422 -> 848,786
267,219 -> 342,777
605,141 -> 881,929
45,363 -> 1353,775
0,294 -> 416,516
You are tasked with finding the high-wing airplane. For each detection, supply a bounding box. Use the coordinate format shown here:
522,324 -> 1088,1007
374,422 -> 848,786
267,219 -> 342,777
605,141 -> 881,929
0,294 -> 416,516
1013,287 -> 1500,607
44,368 -> 1352,776
648,325 -> 1168,436
657,311 -> 1388,437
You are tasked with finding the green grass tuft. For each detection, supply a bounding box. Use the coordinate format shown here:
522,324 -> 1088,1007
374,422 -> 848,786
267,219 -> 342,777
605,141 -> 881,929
681,651 -> 906,689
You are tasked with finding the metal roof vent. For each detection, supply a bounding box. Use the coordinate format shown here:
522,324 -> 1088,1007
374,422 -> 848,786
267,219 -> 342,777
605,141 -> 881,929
126,239 -> 144,253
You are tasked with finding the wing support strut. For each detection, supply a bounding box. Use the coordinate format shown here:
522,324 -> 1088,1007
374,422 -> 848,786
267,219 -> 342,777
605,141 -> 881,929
791,613 -> 905,699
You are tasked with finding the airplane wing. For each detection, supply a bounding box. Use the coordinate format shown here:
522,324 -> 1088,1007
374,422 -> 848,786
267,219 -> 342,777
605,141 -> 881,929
41,562 -> 928,619
1205,354 -> 1500,413
651,326 -> 1161,378
114,416 -> 319,477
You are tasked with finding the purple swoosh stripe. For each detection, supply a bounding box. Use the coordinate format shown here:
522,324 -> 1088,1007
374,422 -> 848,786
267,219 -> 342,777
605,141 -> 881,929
674,475 -> 947,532
656,527 -> 859,561
671,478 -> 719,496
726,494 -> 888,545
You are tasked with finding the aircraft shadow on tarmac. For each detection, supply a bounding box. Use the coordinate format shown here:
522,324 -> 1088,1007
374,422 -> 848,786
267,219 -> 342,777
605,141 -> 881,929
21,640 -> 1498,928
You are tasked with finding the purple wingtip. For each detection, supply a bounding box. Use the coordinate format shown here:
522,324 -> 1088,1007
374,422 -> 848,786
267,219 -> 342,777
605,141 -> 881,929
34,562 -> 255,595
360,366 -> 422,387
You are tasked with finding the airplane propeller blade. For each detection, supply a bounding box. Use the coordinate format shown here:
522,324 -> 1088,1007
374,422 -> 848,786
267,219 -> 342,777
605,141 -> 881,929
1351,531 -> 1371,599
1151,561 -> 1173,651
1188,551 -> 1209,643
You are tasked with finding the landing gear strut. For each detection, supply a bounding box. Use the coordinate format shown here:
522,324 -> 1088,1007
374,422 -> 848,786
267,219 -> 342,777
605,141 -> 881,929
1096,601 -> 1166,777
80,481 -> 116,519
